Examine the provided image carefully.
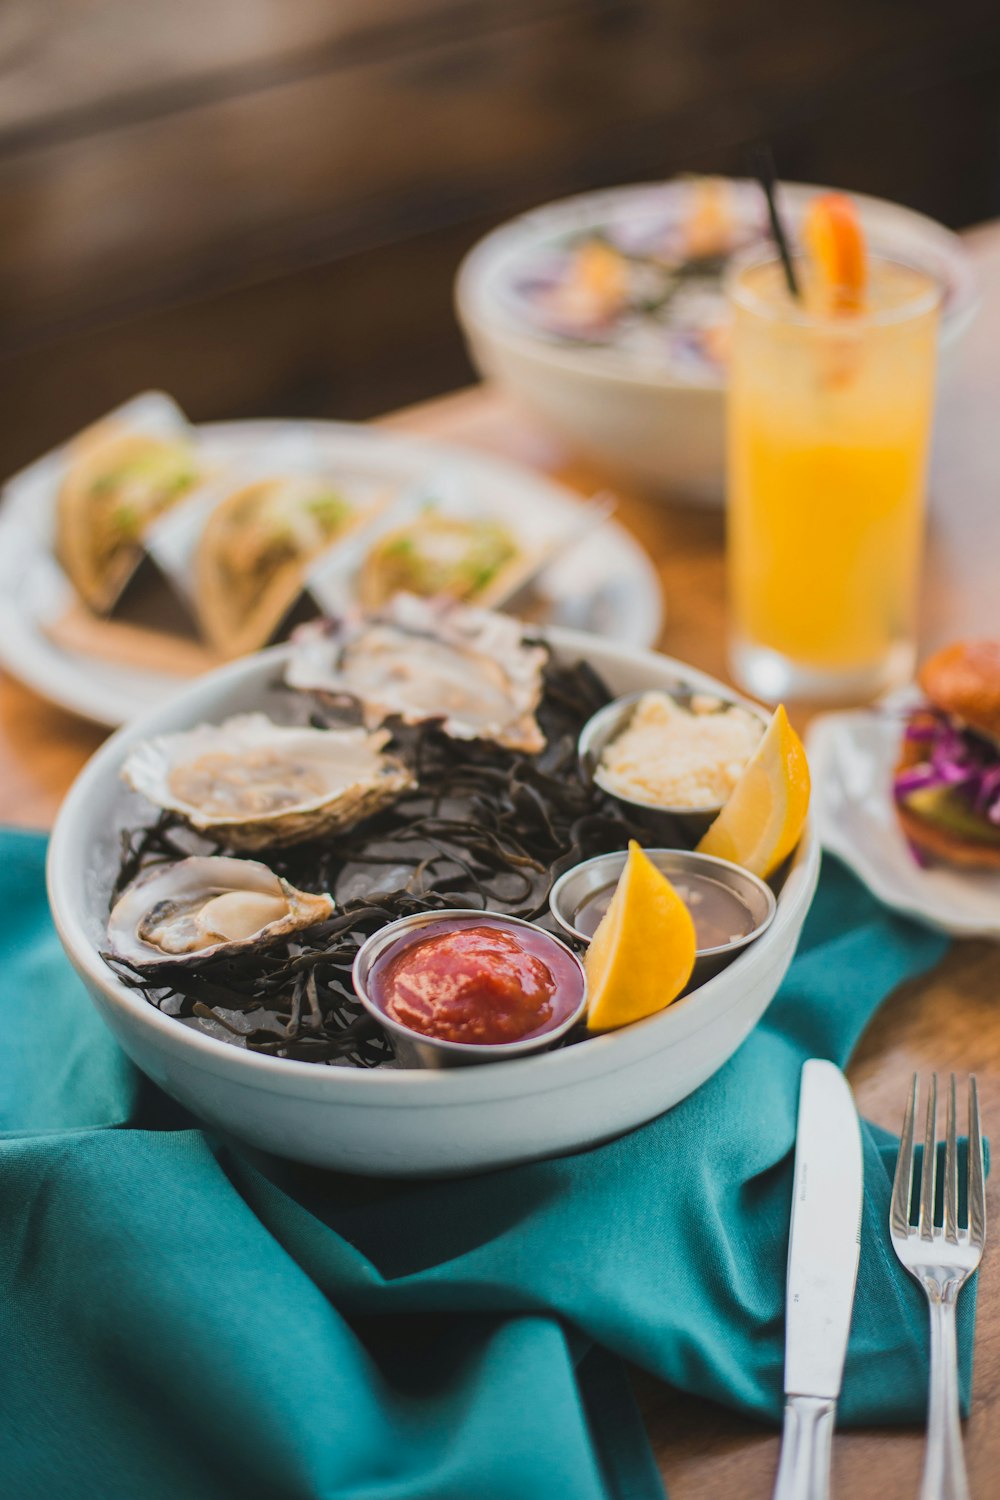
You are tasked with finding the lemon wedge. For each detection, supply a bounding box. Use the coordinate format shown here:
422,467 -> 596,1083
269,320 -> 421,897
696,705 -> 810,878
585,841 -> 697,1033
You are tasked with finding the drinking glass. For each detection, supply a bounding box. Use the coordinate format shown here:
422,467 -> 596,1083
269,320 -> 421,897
726,251 -> 942,702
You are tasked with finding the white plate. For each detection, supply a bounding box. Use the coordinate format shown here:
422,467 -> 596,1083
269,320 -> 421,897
0,417 -> 663,727
807,706 -> 1000,939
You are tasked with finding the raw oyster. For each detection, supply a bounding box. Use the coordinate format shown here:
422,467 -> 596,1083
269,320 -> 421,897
121,712 -> 413,850
285,593 -> 548,754
107,856 -> 333,966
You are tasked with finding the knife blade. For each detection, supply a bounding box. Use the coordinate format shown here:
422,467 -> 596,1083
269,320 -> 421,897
773,1059 -> 864,1500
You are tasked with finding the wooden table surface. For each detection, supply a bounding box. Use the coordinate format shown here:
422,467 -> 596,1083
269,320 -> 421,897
5,224 -> 1000,1498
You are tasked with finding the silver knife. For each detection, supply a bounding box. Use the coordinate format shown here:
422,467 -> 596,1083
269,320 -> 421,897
773,1059 -> 864,1500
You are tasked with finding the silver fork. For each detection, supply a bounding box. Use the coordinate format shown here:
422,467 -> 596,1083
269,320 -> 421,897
889,1074 -> 987,1500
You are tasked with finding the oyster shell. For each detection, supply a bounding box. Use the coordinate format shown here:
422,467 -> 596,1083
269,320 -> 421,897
108,856 -> 333,966
121,712 -> 413,850
285,593 -> 548,754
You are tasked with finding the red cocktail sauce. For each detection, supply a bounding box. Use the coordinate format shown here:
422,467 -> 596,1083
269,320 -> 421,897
369,917 -> 584,1046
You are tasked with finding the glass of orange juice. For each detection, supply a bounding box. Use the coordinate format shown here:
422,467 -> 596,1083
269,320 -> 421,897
726,250 -> 942,702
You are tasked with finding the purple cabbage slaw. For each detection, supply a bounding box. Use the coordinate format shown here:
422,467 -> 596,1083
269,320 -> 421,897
894,706 -> 1000,825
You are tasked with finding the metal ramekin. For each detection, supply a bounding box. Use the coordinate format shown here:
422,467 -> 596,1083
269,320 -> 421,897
352,908 -> 588,1069
577,686 -> 769,840
549,847 -> 776,986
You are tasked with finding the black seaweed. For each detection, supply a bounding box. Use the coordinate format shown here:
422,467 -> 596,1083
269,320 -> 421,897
107,658 -> 665,1067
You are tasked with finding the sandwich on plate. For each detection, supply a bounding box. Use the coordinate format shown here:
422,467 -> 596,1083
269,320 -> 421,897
895,640 -> 1000,867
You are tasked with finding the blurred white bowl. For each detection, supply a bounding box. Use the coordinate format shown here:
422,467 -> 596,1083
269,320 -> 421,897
456,179 -> 978,505
47,629 -> 819,1177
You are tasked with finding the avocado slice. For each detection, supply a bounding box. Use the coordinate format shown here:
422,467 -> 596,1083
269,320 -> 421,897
902,785 -> 1000,846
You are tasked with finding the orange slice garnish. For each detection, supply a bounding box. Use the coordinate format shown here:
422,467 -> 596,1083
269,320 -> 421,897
802,193 -> 867,312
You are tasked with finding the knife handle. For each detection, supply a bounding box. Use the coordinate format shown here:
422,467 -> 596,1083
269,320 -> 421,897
772,1394 -> 836,1500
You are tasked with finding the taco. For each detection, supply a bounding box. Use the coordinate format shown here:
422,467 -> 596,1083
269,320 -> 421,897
57,427 -> 200,613
195,475 -> 356,658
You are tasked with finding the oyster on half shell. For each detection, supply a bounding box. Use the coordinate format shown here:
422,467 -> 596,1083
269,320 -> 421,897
285,593 -> 548,754
121,712 -> 413,850
108,856 -> 334,967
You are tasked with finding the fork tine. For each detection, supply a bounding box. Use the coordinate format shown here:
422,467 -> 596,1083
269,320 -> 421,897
918,1073 -> 938,1239
943,1073 -> 959,1243
968,1075 -> 987,1250
891,1073 -> 919,1237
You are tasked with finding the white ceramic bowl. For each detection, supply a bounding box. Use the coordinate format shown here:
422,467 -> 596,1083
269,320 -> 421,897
47,629 -> 820,1177
456,179 -> 978,504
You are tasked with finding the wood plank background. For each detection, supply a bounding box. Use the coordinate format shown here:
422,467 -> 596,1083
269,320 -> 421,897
2,0 -> 1000,476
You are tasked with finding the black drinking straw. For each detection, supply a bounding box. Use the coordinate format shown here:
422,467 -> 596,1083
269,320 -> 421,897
751,145 -> 800,298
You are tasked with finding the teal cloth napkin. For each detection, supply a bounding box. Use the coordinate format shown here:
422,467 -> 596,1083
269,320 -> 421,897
0,828 -> 975,1500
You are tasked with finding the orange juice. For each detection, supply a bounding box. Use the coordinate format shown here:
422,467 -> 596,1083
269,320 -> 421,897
727,254 -> 941,701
